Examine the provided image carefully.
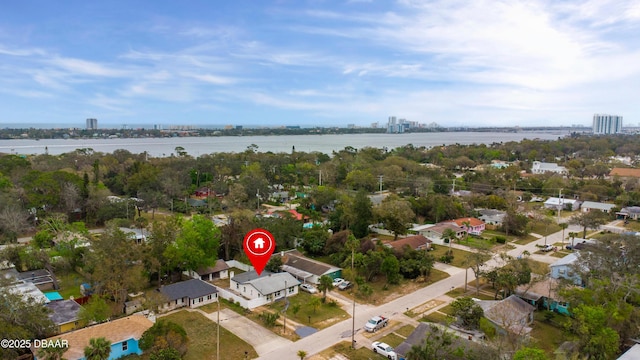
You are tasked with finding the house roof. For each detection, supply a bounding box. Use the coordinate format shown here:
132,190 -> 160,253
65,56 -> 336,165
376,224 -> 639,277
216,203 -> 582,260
477,209 -> 506,217
424,223 -> 464,235
550,253 -> 578,268
46,299 -> 82,325
447,218 -> 485,227
533,162 -> 566,170
384,235 -> 432,251
17,269 -> 53,284
477,295 -> 535,335
621,206 -> 640,214
618,344 -> 640,360
581,201 -> 616,211
515,277 -> 563,302
544,197 -> 578,206
280,250 -> 340,277
160,279 -> 217,302
610,168 -> 640,178
196,259 -> 230,276
410,224 -> 435,232
232,271 -> 300,295
41,315 -> 153,360
395,323 -> 431,356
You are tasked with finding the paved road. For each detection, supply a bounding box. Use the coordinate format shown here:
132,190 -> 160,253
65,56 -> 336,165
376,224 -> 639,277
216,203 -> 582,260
256,224 -> 587,360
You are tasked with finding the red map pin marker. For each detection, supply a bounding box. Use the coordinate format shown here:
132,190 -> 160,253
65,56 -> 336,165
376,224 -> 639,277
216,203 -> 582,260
243,228 -> 275,275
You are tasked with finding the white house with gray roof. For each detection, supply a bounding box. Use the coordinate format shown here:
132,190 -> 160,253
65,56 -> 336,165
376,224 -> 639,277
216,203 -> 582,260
581,201 -> 616,214
531,161 -> 567,175
230,271 -> 300,304
158,279 -> 218,312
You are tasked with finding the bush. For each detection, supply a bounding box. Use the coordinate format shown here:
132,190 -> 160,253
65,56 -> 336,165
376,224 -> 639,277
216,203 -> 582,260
493,236 -> 506,244
440,254 -> 454,263
259,311 -> 280,327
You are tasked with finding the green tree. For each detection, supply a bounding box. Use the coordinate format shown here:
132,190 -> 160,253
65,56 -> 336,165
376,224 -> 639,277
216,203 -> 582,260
462,244 -> 491,295
569,210 -> 609,239
84,337 -> 111,360
140,319 -> 188,357
513,347 -> 548,360
441,228 -> 457,249
450,297 -> 484,329
568,305 -> 620,360
374,196 -> 415,239
265,256 -> 283,273
149,348 -> 182,360
37,345 -> 68,360
309,296 -> 322,314
165,215 -> 220,277
381,254 -> 401,284
318,275 -> 334,301
297,349 -> 308,360
301,226 -> 330,255
79,296 -> 111,325
347,190 -> 373,238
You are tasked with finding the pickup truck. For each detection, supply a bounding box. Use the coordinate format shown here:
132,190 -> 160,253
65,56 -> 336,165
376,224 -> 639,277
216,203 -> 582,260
364,316 -> 389,332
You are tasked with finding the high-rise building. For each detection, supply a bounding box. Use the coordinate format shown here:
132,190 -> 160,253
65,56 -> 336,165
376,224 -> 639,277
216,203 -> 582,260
86,118 -> 98,130
593,114 -> 622,134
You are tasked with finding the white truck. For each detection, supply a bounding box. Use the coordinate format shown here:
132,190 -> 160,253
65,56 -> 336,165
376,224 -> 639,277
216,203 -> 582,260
364,315 -> 389,332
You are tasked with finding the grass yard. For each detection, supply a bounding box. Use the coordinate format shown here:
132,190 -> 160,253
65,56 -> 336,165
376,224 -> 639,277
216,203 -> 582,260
529,222 -> 562,236
531,311 -> 570,357
420,311 -> 451,324
527,259 -> 550,275
513,234 -> 541,245
395,325 -> 416,338
267,291 -> 349,329
163,310 -> 258,360
56,271 -> 86,300
430,246 -> 490,268
313,341 -> 386,360
378,333 -> 405,348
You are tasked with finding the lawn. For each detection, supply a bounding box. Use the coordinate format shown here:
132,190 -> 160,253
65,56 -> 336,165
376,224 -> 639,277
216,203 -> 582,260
420,311 -> 451,324
527,259 -> 550,275
512,234 -> 541,245
313,341 -> 387,360
531,311 -> 570,357
529,221 -> 562,236
395,324 -> 416,338
378,333 -> 405,347
267,291 -> 349,329
163,310 -> 258,360
430,245 -> 490,268
56,271 -> 86,300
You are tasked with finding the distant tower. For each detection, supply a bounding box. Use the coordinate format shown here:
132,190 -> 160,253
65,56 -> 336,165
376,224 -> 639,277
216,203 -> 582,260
592,114 -> 622,134
86,118 -> 98,130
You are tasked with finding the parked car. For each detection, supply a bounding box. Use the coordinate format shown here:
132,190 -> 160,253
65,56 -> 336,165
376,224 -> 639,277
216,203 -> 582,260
541,244 -> 554,252
364,316 -> 389,332
372,341 -> 397,360
300,283 -> 318,294
338,281 -> 352,290
332,277 -> 345,287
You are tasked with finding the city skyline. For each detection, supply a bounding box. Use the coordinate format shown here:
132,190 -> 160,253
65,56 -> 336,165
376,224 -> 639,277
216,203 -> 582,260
0,1 -> 639,128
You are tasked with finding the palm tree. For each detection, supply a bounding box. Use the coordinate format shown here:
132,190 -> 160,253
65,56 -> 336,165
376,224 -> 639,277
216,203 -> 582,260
37,345 -> 68,360
318,275 -> 333,301
441,228 -> 457,251
462,220 -> 471,245
84,337 -> 111,360
297,350 -> 308,360
568,232 -> 577,248
559,222 -> 568,245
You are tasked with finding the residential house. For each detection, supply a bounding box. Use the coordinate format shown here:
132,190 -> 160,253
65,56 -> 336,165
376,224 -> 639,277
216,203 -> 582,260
158,279 -> 218,312
230,270 -> 300,303
544,197 -> 581,211
618,344 -> 640,360
515,277 -> 571,316
395,323 -> 487,360
17,269 -> 56,291
279,250 -> 341,285
119,227 -> 146,245
477,209 -> 507,226
1,275 -> 50,304
550,253 -> 583,286
195,259 -> 230,281
34,315 -> 154,360
415,223 -> 465,245
444,217 -> 485,235
531,161 -> 567,175
194,187 -> 213,197
609,167 -> 640,179
476,295 -> 535,336
617,206 -> 640,220
46,299 -> 82,333
581,201 -> 616,214
383,235 -> 432,253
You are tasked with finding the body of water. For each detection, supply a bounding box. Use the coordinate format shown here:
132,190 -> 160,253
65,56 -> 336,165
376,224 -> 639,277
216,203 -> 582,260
0,131 -> 570,157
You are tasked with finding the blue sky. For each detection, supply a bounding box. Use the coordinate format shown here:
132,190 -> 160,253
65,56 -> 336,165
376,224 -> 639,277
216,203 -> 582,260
1,0 -> 639,128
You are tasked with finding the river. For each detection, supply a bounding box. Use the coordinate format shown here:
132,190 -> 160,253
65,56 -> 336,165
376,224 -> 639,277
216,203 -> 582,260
0,131 -> 569,157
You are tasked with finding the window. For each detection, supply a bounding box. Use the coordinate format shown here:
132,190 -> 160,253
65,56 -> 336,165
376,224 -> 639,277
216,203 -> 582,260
559,269 -> 565,274
207,294 -> 212,300
288,286 -> 295,293
122,341 -> 128,351
275,291 -> 281,297
243,286 -> 246,293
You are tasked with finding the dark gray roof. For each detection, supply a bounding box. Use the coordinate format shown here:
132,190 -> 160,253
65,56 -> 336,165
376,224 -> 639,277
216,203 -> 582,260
46,300 -> 81,325
160,279 -> 217,301
232,271 -> 300,295
197,259 -> 230,276
395,323 -> 430,356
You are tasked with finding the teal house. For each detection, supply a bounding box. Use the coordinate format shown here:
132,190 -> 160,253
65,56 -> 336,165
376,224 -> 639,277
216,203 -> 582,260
516,277 -> 571,315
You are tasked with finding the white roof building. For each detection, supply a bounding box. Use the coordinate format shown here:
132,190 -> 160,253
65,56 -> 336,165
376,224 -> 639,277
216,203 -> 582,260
531,161 -> 567,175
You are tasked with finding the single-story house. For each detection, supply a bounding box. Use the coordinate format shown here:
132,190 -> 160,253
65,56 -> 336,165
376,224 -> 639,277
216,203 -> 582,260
444,218 -> 485,235
230,271 -> 300,303
158,279 -> 218,312
581,201 -> 616,213
515,277 -> 571,316
4,278 -> 50,304
544,197 -> 581,211
279,250 -> 341,284
416,223 -> 465,245
34,315 -> 154,360
395,323 -> 487,360
195,259 -> 230,281
119,227 -> 146,245
17,269 -> 55,291
618,344 -> 640,360
477,209 -> 507,226
46,299 -> 83,333
617,206 -> 640,220
531,161 -> 567,175
550,253 -> 583,286
383,235 -> 432,253
194,187 -> 214,197
476,295 -> 535,336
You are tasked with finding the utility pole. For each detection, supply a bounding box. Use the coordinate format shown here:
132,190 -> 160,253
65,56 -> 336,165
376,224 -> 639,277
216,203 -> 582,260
351,246 -> 356,349
217,296 -> 220,360
558,188 -> 563,221
318,170 -> 322,186
283,280 -> 287,335
378,175 -> 383,193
